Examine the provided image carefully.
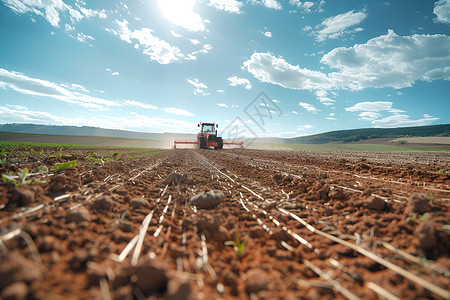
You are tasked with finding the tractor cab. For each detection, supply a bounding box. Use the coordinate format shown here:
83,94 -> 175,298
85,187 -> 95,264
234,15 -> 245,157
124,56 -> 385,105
199,122 -> 217,136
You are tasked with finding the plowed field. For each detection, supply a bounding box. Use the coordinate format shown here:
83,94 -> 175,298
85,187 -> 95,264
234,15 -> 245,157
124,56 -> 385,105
1,147 -> 449,300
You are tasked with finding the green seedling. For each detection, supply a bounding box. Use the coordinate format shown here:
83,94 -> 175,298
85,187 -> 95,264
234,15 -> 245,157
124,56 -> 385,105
88,152 -> 108,166
2,168 -> 46,186
419,212 -> 430,222
0,158 -> 6,165
442,225 -> 450,230
2,171 -> 16,185
39,149 -> 44,156
88,156 -> 104,166
51,160 -> 77,172
49,148 -> 63,158
112,152 -> 121,161
34,165 -> 49,174
225,228 -> 246,258
406,214 -> 417,223
426,194 -> 434,206
17,168 -> 30,185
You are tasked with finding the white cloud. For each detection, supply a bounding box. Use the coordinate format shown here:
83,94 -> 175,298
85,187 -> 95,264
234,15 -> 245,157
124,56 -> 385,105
186,43 -> 213,60
157,0 -> 206,31
298,124 -> 313,130
60,83 -> 89,93
358,111 -> 381,121
76,32 -> 95,43
217,103 -> 228,107
313,9 -> 366,42
292,110 -> 298,114
3,0 -> 64,27
345,101 -> 392,112
76,4 -> 107,19
114,20 -> 184,64
209,0 -> 243,13
326,112 -> 336,120
289,0 -> 314,13
434,0 -> 450,24
251,0 -> 282,10
303,25 -> 312,31
322,30 -> 450,89
372,114 -> 439,128
0,68 -> 119,110
314,90 -> 335,105
125,100 -> 157,110
189,39 -> 201,45
187,78 -> 208,95
170,30 -> 182,38
65,24 -> 74,31
227,75 -> 252,89
244,31 -> 450,91
0,105 -> 198,133
264,31 -> 272,38
162,107 -> 194,117
244,52 -> 333,90
217,89 -> 225,93
272,99 -> 280,103
345,101 -> 439,127
2,0 -> 106,27
299,102 -> 319,114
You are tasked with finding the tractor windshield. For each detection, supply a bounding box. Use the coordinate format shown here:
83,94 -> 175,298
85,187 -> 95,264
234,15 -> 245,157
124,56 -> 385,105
202,124 -> 214,133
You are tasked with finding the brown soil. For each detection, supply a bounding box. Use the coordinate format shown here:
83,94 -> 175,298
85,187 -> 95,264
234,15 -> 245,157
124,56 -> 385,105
1,147 -> 449,299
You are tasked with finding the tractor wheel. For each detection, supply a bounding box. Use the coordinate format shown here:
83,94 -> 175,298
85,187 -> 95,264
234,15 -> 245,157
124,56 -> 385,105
217,138 -> 223,149
199,137 -> 207,149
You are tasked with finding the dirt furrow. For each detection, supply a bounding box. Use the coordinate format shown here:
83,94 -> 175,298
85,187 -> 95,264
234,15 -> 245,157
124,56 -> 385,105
0,148 -> 449,299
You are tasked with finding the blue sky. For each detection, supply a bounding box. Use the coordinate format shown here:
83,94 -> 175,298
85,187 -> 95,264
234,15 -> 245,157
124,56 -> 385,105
0,0 -> 449,138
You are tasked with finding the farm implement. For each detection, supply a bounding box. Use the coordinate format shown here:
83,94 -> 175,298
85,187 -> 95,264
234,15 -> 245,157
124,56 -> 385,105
174,122 -> 243,149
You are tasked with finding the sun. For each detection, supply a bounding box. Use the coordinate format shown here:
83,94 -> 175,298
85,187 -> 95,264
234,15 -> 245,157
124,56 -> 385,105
157,0 -> 205,32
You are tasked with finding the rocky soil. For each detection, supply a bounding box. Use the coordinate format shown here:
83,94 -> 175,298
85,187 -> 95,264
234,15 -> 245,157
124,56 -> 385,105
0,147 -> 449,299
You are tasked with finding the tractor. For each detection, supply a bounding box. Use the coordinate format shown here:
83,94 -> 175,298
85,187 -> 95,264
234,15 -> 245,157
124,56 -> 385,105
197,122 -> 223,149
173,122 -> 243,149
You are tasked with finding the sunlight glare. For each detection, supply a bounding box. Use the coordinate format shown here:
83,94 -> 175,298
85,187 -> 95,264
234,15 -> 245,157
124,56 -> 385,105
157,0 -> 205,31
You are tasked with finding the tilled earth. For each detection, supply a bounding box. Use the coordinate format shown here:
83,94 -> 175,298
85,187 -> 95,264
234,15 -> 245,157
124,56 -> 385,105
0,148 -> 449,300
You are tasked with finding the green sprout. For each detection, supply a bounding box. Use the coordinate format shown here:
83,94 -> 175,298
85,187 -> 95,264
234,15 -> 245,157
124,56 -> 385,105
406,214 -> 417,223
51,160 -> 77,172
419,212 -> 430,222
112,152 -> 121,161
426,194 -> 434,206
88,152 -> 106,166
2,168 -> 47,186
34,165 -> 49,174
225,228 -> 246,258
49,147 -> 63,158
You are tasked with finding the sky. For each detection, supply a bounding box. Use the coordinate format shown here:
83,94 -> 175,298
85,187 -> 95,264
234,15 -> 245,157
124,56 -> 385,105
0,0 -> 449,139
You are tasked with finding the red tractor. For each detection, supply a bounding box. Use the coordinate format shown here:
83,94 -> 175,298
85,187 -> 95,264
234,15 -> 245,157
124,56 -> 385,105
173,122 -> 243,149
196,122 -> 223,149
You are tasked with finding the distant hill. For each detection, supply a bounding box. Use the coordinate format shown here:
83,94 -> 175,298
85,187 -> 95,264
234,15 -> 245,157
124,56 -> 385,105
285,124 -> 450,144
0,123 -> 195,141
1,123 -> 449,145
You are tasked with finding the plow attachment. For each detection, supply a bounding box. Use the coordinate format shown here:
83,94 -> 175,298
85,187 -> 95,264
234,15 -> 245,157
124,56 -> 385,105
174,140 -> 244,149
